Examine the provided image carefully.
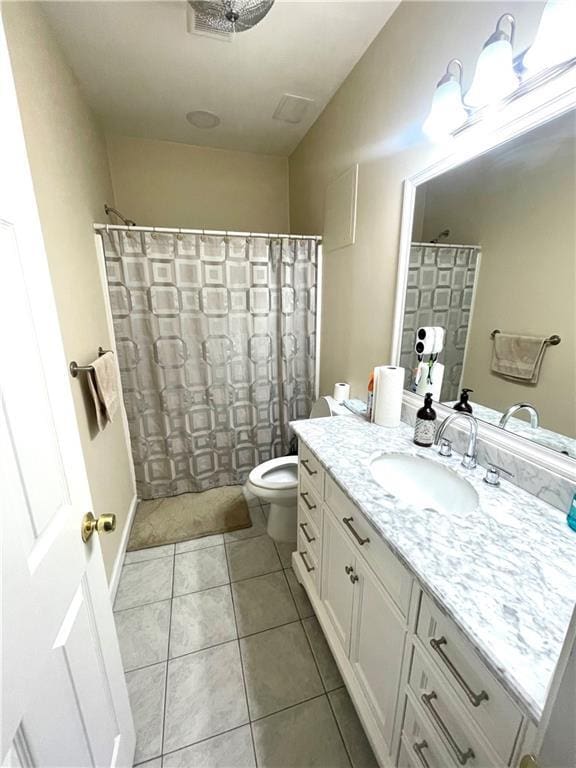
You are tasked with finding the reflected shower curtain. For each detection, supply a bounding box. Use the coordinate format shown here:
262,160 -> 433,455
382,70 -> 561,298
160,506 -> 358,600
102,230 -> 318,499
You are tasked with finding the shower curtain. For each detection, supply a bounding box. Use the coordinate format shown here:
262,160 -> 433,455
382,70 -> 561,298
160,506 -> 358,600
102,230 -> 318,500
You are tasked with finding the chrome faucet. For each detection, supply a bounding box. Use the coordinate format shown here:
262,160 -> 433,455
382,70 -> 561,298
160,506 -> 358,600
499,402 -> 540,430
434,412 -> 478,469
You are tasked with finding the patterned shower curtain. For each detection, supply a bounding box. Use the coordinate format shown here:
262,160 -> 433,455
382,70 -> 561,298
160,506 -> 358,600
102,230 -> 318,500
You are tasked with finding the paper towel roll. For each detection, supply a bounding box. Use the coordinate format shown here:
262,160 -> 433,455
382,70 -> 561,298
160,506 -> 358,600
373,366 -> 404,428
415,361 -> 445,402
333,382 -> 351,402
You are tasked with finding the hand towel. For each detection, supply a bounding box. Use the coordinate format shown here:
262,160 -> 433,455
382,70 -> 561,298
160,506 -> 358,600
88,351 -> 119,430
491,333 -> 548,383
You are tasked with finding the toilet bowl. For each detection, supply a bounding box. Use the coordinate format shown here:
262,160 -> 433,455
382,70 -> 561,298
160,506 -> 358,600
247,396 -> 352,542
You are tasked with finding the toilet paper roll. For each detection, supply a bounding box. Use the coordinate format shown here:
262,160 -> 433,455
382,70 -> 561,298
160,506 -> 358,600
333,382 -> 351,402
373,365 -> 404,428
415,361 -> 445,402
415,326 -> 445,355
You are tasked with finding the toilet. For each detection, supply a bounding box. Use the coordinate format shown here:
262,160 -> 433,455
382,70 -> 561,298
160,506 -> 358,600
246,396 -> 352,542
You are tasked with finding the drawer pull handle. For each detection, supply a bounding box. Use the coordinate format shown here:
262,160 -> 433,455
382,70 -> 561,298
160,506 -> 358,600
300,492 -> 317,511
342,516 -> 370,546
412,741 -> 431,768
299,550 -> 315,573
430,636 -> 489,707
421,692 -> 475,766
299,522 -> 316,543
301,459 -> 318,476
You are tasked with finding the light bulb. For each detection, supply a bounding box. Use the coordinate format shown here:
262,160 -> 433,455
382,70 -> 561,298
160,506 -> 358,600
423,80 -> 468,141
523,0 -> 576,74
423,59 -> 467,142
464,14 -> 519,109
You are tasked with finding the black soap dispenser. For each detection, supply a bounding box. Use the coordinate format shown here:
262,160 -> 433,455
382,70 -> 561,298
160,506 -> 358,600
414,393 -> 437,447
453,388 -> 474,414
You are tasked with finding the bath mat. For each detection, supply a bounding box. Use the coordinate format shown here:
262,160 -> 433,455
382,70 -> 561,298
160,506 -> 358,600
126,485 -> 251,550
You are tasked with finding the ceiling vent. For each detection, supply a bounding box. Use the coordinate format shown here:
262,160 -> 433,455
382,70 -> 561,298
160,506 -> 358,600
186,3 -> 232,42
273,94 -> 314,124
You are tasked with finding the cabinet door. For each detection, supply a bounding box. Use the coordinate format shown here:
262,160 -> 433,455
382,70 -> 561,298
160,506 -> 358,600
321,510 -> 356,656
350,558 -> 407,752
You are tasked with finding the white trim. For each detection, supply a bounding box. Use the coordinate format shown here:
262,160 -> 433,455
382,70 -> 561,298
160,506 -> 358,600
314,243 -> 323,401
392,64 -> 576,483
108,494 -> 138,602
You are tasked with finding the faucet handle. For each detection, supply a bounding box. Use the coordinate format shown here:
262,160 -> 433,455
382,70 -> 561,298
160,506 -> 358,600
484,463 -> 514,486
438,438 -> 452,457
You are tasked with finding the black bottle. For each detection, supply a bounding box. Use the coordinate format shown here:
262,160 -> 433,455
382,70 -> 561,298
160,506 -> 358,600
453,388 -> 474,414
414,393 -> 437,447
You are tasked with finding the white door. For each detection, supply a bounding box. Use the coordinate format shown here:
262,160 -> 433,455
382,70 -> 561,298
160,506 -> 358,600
350,558 -> 407,751
518,604 -> 576,768
321,511 -> 356,655
0,14 -> 135,768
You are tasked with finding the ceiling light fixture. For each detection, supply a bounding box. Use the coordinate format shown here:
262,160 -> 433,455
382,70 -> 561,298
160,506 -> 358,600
186,110 -> 221,129
423,59 -> 467,141
523,0 -> 576,75
464,14 -> 519,108
188,0 -> 274,34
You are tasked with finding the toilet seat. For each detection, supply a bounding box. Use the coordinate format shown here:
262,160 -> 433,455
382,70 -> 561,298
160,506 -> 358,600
248,455 -> 298,490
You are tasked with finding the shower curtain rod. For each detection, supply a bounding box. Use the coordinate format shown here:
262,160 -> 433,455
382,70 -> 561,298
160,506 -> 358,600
94,224 -> 322,242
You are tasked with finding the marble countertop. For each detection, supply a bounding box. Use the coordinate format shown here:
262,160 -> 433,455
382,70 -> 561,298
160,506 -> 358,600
291,414 -> 576,723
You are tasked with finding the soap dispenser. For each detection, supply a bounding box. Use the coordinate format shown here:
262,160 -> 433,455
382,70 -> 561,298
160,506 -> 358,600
414,393 -> 437,447
453,388 -> 474,414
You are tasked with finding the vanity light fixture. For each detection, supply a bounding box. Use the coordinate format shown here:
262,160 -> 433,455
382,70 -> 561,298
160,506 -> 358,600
423,59 -> 468,141
464,14 -> 519,109
523,0 -> 576,75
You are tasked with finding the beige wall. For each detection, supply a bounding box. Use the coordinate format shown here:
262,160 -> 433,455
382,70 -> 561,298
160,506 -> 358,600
107,134 -> 290,232
3,2 -> 135,581
289,1 -> 545,400
418,115 -> 576,436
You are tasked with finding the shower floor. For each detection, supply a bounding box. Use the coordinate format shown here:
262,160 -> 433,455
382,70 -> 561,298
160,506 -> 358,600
112,487 -> 378,767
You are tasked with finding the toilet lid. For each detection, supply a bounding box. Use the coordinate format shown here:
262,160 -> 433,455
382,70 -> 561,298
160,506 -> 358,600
249,455 -> 299,490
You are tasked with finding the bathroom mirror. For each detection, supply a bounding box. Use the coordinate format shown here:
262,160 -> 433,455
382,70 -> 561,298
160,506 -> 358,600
397,108 -> 576,459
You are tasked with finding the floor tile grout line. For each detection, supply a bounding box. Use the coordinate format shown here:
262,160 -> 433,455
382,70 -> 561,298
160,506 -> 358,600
299,617 -> 329,694
159,552 -> 176,758
159,722 -> 253,763
123,617 -> 307,675
248,690 -> 329,725
224,542 -> 259,768
325,689 -> 355,768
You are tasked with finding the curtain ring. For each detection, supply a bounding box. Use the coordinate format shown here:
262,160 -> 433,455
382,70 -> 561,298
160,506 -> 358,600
177,227 -> 183,241
201,228 -> 205,243
150,226 -> 157,240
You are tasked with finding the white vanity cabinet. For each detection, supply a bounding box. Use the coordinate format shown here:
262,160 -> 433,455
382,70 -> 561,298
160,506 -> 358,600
293,442 -> 528,768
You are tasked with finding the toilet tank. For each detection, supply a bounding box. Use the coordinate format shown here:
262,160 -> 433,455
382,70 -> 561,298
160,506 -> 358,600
310,396 -> 350,418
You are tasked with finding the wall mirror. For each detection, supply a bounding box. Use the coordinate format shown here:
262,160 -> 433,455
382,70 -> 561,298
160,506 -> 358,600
397,108 -> 575,459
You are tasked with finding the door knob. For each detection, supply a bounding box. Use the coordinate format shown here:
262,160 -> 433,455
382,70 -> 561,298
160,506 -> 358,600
519,756 -> 539,768
81,512 -> 116,543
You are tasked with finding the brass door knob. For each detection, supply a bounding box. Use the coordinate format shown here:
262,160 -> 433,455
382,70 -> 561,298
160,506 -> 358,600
519,755 -> 539,768
81,512 -> 117,543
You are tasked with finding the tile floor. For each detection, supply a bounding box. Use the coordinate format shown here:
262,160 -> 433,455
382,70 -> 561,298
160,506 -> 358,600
114,491 -> 378,768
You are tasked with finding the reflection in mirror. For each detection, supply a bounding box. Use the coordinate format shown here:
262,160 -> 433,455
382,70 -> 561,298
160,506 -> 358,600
400,109 -> 576,458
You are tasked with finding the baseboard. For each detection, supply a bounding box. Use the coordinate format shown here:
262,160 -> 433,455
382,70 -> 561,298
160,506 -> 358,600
109,494 -> 138,602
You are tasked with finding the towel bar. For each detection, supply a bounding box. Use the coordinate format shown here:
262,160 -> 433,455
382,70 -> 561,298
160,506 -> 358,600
70,347 -> 111,378
490,329 -> 561,346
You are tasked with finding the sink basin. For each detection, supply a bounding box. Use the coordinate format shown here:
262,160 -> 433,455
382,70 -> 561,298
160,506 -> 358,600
369,453 -> 479,516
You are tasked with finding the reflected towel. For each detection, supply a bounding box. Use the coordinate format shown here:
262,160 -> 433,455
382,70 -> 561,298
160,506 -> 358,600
88,351 -> 119,430
491,333 -> 548,383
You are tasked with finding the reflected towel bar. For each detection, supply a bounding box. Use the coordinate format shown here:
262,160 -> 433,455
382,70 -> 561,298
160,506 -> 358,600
490,329 -> 561,346
70,347 -> 111,378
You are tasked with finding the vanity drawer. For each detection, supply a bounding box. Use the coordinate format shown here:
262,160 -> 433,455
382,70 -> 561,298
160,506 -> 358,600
324,474 -> 412,618
401,694 -> 458,768
297,476 -> 322,535
417,593 -> 522,762
408,646 -> 503,768
299,443 -> 324,496
296,528 -> 319,592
